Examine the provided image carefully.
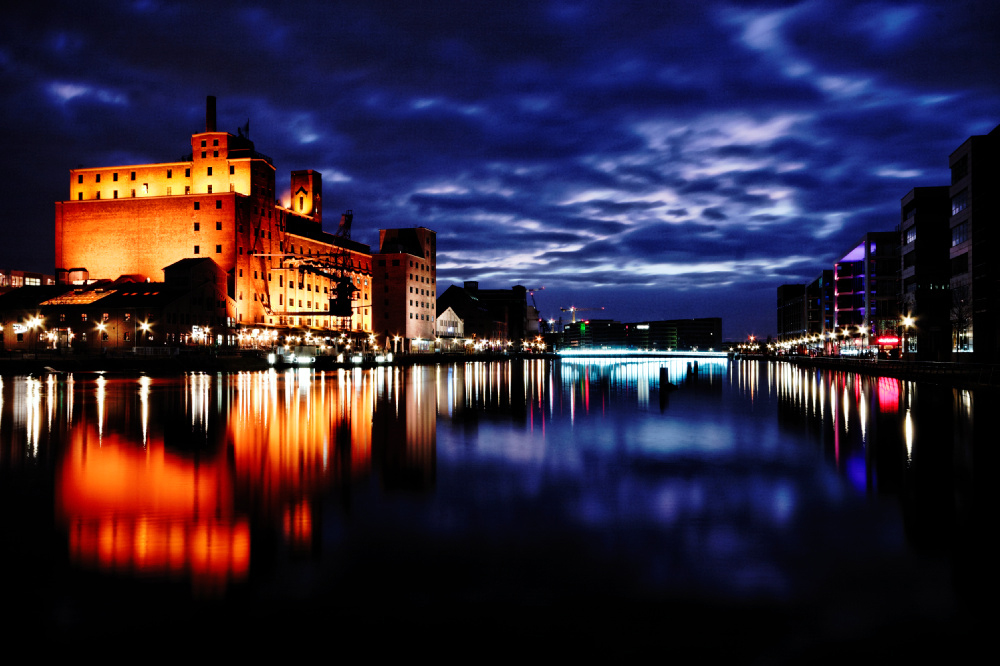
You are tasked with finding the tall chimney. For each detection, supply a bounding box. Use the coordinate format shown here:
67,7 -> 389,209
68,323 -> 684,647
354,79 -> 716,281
206,95 -> 217,132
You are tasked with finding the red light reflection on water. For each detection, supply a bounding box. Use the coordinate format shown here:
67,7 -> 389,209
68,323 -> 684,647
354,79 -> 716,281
877,377 -> 901,413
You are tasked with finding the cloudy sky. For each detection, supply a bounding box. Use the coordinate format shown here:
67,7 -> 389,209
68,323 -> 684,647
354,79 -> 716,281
2,1 -> 998,338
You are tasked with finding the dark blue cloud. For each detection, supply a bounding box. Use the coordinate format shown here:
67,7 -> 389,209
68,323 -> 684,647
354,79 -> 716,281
1,0 -> 998,338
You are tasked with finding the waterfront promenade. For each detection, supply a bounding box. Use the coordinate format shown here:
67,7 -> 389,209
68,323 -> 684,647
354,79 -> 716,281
764,354 -> 1000,388
0,348 -> 556,376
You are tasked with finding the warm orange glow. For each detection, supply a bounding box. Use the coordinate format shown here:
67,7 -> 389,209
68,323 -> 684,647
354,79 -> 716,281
57,429 -> 249,593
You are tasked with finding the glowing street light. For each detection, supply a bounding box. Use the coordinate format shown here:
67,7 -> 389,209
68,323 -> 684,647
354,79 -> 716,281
901,315 -> 915,360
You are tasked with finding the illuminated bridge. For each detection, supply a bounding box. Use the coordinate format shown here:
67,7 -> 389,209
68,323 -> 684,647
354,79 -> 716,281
557,349 -> 730,359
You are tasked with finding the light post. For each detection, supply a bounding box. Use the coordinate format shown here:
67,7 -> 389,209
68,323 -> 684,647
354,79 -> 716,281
97,322 -> 106,355
901,316 -> 914,361
28,316 -> 42,355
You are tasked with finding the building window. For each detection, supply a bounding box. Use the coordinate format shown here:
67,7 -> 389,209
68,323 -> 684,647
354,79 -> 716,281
95,192 -> 100,200
130,171 -> 136,180
207,185 -> 212,193
185,168 -> 190,177
167,169 -> 172,178
951,155 -> 968,184
952,221 -> 969,246
194,222 -> 200,231
143,183 -> 148,194
951,188 -> 969,216
95,174 -> 100,183
194,202 -> 200,210
216,200 -> 221,209
216,221 -> 222,230
113,190 -> 118,199
905,227 -> 916,244
113,173 -> 118,182
216,244 -> 221,253
201,140 -> 207,147
131,189 -> 136,197
78,192 -> 83,200
78,174 -> 83,184
185,186 -> 190,194
201,152 -> 206,159
229,165 -> 235,175
207,167 -> 213,176
213,151 -> 218,157
194,246 -> 200,254
951,252 -> 968,276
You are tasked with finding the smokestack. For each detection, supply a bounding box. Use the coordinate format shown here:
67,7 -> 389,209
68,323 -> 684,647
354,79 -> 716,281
206,95 -> 217,132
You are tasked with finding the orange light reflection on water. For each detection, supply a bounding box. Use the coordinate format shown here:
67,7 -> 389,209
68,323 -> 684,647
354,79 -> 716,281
56,369 -> 378,593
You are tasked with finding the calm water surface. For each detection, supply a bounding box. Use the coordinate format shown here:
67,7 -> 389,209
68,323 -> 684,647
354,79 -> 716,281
0,358 -> 989,657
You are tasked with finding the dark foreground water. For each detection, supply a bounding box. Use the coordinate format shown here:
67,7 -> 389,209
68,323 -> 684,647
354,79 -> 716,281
0,358 -> 990,659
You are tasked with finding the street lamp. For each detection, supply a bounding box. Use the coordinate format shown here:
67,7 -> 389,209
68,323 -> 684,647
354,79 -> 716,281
97,321 -> 106,354
901,316 -> 914,360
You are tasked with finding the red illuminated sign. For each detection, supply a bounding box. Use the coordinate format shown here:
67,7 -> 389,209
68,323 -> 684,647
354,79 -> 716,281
876,335 -> 899,344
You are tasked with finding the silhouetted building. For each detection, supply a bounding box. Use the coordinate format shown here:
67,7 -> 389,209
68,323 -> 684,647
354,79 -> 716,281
948,124 -> 1000,360
777,284 -> 807,342
900,187 -> 952,361
437,281 -> 527,348
806,270 -> 834,337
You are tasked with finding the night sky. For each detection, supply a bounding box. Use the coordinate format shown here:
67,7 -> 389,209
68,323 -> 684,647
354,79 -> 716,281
3,1 -> 999,339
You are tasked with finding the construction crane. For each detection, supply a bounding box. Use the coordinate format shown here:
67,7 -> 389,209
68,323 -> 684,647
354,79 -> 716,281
560,306 -> 604,324
256,210 -> 360,323
525,287 -> 544,311
525,287 -> 546,334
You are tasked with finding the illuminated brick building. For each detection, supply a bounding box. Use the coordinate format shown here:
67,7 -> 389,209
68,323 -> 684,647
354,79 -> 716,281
372,227 -> 437,352
54,97 -> 372,343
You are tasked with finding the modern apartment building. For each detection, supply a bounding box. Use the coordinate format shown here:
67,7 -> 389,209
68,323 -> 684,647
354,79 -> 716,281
948,124 -> 1000,359
833,232 -> 899,351
900,186 -> 952,361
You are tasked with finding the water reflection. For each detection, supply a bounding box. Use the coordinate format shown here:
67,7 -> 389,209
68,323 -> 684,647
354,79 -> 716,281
0,359 -> 986,645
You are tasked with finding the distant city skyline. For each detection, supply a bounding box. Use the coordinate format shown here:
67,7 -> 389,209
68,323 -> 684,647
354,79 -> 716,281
2,0 -> 999,339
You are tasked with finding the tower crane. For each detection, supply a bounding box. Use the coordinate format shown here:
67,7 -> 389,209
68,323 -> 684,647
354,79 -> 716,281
560,306 -> 604,324
525,287 -> 546,333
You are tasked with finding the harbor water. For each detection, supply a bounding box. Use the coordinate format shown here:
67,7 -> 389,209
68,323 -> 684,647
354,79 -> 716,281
0,358 -> 989,659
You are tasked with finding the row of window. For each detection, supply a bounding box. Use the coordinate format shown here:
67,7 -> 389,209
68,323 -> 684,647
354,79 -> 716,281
77,182 -> 239,199
193,222 -> 224,231
77,164 -> 236,186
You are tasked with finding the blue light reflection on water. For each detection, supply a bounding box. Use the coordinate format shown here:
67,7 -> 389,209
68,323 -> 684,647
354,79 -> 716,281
0,358 -> 981,646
